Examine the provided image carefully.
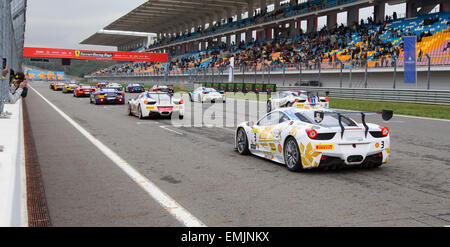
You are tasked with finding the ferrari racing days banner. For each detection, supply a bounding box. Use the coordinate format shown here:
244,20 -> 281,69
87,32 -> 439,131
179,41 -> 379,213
23,47 -> 168,62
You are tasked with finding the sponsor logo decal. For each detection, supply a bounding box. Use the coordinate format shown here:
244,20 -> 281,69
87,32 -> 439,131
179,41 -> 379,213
314,144 -> 334,151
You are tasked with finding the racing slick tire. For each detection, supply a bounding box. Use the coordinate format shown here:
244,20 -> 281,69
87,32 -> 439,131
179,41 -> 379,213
236,128 -> 250,155
128,105 -> 133,116
267,100 -> 272,113
138,105 -> 144,119
284,137 -> 303,172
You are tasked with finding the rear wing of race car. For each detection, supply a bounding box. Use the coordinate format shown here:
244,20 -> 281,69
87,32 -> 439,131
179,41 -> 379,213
319,110 -> 393,138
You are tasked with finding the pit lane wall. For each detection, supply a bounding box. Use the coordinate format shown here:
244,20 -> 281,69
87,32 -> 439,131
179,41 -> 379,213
0,99 -> 27,227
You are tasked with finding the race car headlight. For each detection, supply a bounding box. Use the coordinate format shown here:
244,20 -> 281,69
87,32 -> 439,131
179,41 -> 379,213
305,129 -> 317,139
144,100 -> 156,105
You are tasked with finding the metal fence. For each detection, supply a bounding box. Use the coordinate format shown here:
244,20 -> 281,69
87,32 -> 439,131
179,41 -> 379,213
1,0 -> 27,116
277,86 -> 450,105
88,55 -> 449,90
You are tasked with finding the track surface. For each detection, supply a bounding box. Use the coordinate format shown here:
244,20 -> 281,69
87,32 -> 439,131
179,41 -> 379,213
25,82 -> 450,226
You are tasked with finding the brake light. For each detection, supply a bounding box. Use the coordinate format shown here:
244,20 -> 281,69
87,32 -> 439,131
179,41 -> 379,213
202,91 -> 205,94
179,99 -> 184,104
321,155 -> 327,161
324,98 -> 329,102
379,126 -> 389,136
305,129 -> 317,139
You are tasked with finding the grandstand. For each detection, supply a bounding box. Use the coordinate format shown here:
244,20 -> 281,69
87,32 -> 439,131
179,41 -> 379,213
81,0 -> 450,88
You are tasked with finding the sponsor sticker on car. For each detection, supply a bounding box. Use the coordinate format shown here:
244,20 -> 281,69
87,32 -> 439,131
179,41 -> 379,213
158,106 -> 173,111
315,144 -> 334,151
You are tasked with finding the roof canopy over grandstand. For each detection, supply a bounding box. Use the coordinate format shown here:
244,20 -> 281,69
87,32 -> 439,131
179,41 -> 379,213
80,30 -> 152,47
103,0 -> 267,33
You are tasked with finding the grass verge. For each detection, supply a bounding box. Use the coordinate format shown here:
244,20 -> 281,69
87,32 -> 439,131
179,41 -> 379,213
329,98 -> 450,120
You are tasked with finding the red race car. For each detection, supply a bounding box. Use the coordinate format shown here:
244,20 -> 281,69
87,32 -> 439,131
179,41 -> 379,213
74,85 -> 96,97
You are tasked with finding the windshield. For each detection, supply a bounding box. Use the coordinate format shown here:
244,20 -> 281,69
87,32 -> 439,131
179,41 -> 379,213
205,88 -> 217,92
295,112 -> 357,127
81,86 -> 92,89
147,93 -> 171,100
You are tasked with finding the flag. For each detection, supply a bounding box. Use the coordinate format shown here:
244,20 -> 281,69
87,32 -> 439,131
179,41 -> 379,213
404,36 -> 417,84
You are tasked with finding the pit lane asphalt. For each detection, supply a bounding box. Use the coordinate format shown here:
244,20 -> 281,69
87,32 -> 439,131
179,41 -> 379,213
26,81 -> 450,226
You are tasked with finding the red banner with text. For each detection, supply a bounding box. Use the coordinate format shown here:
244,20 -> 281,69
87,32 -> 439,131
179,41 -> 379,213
23,47 -> 168,62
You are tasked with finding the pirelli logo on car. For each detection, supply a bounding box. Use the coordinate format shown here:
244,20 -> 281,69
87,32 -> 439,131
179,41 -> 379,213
315,144 -> 334,151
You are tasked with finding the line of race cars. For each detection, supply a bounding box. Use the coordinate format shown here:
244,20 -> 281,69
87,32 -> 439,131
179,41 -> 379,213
49,81 -> 393,172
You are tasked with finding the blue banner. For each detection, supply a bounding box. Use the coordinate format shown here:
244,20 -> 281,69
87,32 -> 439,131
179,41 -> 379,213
404,36 -> 417,84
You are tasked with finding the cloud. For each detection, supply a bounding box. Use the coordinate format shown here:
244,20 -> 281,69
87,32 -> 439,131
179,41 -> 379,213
25,0 -> 147,50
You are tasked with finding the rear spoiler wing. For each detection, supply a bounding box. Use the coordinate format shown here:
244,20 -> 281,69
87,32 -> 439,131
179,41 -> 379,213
320,110 -> 393,138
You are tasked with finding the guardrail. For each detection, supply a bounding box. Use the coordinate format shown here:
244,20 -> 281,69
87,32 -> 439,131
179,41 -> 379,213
277,86 -> 450,105
0,99 -> 27,227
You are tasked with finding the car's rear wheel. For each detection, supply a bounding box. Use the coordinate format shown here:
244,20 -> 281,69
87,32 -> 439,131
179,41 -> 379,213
236,128 -> 250,155
128,105 -> 133,116
284,137 -> 303,172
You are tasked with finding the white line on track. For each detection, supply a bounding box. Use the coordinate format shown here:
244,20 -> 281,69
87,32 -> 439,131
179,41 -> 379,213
160,126 -> 184,135
29,85 -> 206,227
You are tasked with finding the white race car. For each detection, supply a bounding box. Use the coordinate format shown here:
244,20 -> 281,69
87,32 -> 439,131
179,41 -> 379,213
235,107 -> 393,171
128,92 -> 184,119
267,90 -> 329,112
189,87 -> 226,103
108,83 -> 123,91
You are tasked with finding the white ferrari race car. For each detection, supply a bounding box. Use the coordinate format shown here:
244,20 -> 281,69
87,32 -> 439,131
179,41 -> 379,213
189,87 -> 226,103
267,90 -> 329,112
235,107 -> 393,171
128,92 -> 184,119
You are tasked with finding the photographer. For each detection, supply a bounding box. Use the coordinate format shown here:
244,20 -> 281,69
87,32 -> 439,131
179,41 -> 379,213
8,69 -> 28,103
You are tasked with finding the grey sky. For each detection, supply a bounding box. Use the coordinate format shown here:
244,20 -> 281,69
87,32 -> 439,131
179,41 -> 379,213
24,0 -> 411,51
25,0 -> 147,51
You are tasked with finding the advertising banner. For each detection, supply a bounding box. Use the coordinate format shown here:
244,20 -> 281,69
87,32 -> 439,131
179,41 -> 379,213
23,47 -> 168,62
26,70 -> 66,80
403,36 -> 417,84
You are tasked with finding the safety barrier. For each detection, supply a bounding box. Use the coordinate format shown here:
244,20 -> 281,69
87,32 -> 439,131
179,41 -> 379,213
0,0 -> 28,227
277,86 -> 450,105
0,99 -> 27,226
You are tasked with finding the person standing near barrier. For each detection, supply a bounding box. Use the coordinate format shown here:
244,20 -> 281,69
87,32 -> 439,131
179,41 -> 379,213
2,62 -> 8,79
5,64 -> 28,103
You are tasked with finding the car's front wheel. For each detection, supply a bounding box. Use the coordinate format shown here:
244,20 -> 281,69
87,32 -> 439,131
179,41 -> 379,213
236,128 -> 250,155
284,137 -> 303,172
